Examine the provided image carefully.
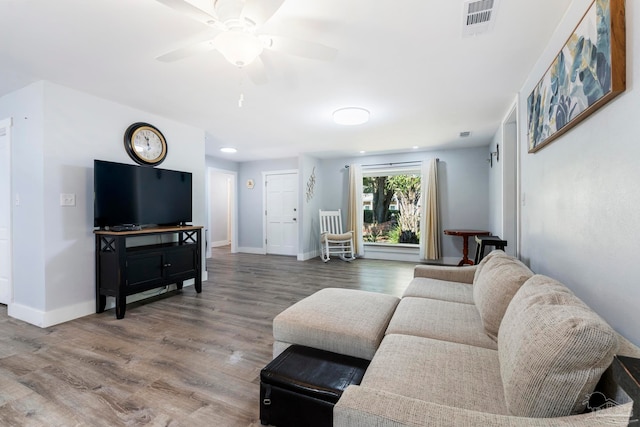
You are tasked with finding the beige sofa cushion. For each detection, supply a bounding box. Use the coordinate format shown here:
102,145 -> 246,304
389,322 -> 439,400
473,253 -> 533,339
386,297 -> 497,349
498,275 -> 619,418
361,334 -> 508,415
273,288 -> 399,360
402,277 -> 474,304
472,249 -> 508,283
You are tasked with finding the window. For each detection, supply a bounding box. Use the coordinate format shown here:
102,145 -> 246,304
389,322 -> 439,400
362,168 -> 421,245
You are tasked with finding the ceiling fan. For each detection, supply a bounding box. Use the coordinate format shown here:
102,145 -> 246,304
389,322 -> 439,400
155,0 -> 337,83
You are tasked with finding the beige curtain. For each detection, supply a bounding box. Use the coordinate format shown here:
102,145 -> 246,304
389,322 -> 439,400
422,158 -> 441,260
347,164 -> 364,256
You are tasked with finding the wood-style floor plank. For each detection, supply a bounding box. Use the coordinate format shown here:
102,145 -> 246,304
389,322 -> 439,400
0,248 -> 415,426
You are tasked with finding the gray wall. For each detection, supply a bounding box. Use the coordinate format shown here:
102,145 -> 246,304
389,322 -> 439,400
206,154 -> 239,172
238,157 -> 298,251
319,147 -> 490,260
299,155 -> 323,259
518,0 -> 640,345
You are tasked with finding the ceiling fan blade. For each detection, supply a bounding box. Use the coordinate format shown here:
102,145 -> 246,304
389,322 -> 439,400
245,56 -> 268,85
240,0 -> 285,27
263,35 -> 338,61
156,39 -> 216,62
155,0 -> 219,27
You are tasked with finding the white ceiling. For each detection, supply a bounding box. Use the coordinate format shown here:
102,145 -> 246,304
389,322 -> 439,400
0,0 -> 571,161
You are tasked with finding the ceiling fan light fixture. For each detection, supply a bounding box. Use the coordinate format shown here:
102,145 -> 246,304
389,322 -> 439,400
333,107 -> 370,126
213,31 -> 264,67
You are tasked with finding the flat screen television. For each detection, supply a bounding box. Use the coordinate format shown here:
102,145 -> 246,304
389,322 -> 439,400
94,160 -> 192,228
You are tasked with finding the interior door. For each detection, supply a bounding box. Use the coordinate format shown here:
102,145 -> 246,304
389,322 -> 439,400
265,172 -> 298,256
0,118 -> 13,305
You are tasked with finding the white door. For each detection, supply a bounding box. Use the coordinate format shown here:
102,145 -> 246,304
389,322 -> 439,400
265,172 -> 298,256
0,118 -> 13,305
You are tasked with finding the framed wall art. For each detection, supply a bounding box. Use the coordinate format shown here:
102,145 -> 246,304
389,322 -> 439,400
527,0 -> 625,153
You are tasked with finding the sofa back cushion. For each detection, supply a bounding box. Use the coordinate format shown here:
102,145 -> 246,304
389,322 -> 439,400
472,249 -> 506,284
498,275 -> 618,418
472,253 -> 533,339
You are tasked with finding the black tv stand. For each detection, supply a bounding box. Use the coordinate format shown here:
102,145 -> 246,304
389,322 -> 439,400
94,225 -> 202,319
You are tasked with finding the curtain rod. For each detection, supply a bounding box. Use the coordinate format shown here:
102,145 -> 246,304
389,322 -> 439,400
344,159 -> 439,169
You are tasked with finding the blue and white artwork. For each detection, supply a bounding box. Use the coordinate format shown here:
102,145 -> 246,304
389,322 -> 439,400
527,0 -> 624,152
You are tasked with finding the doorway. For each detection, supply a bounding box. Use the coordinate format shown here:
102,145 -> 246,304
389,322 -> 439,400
0,118 -> 13,305
264,171 -> 298,256
208,168 -> 237,257
502,105 -> 518,257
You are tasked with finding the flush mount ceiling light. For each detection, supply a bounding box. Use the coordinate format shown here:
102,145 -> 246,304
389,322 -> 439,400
220,147 -> 238,153
333,107 -> 370,125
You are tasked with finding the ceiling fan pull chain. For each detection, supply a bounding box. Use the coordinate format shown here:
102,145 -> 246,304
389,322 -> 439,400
238,71 -> 245,108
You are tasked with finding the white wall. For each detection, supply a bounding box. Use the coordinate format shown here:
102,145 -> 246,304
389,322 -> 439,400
518,0 -> 640,345
0,82 -> 46,313
0,81 -> 206,327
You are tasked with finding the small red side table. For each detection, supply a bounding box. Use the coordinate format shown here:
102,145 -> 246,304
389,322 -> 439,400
444,229 -> 491,266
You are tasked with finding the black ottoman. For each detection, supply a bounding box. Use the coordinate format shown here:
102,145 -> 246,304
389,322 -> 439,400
260,345 -> 369,427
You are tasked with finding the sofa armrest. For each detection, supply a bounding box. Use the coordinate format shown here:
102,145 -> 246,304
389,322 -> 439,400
413,265 -> 476,284
334,386 -> 633,427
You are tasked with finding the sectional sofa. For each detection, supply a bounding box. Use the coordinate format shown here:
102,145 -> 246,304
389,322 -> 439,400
272,251 -> 640,426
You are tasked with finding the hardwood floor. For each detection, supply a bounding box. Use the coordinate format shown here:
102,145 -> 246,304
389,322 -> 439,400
0,247 -> 415,426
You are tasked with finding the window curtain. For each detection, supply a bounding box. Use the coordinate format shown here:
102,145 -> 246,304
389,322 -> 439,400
421,158 -> 441,260
347,164 -> 364,256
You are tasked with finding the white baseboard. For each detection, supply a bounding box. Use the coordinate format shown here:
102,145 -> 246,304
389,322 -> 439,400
298,248 -> 320,261
211,240 -> 230,248
362,245 -> 420,262
8,279 -> 203,328
238,246 -> 267,255
9,300 -> 94,328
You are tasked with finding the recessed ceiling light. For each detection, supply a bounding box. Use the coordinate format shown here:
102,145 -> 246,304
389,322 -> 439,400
333,107 -> 370,125
412,146 -> 419,149
220,147 -> 237,153
359,151 -> 366,154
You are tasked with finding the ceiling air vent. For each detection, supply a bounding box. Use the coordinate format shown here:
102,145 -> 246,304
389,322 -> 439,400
462,0 -> 499,37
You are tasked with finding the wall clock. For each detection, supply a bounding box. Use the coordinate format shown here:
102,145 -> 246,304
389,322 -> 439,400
124,122 -> 167,166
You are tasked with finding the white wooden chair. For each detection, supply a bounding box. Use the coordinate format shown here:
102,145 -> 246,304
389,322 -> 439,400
319,209 -> 356,262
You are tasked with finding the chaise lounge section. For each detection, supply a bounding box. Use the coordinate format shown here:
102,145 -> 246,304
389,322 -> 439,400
269,251 -> 640,426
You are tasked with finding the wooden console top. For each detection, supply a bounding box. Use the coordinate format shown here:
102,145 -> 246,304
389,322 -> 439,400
94,225 -> 203,236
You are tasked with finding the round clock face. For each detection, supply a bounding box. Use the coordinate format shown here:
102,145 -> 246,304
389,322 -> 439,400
124,122 -> 167,166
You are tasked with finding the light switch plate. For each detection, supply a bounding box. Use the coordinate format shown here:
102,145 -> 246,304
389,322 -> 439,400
60,193 -> 76,207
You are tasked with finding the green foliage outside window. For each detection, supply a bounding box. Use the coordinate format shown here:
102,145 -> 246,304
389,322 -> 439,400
362,174 -> 420,244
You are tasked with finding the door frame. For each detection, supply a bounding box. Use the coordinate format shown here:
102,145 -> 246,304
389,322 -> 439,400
0,117 -> 13,306
206,167 -> 238,256
262,169 -> 299,256
501,100 -> 520,258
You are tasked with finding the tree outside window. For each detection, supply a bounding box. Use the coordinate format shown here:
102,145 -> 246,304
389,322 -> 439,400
363,172 -> 421,244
